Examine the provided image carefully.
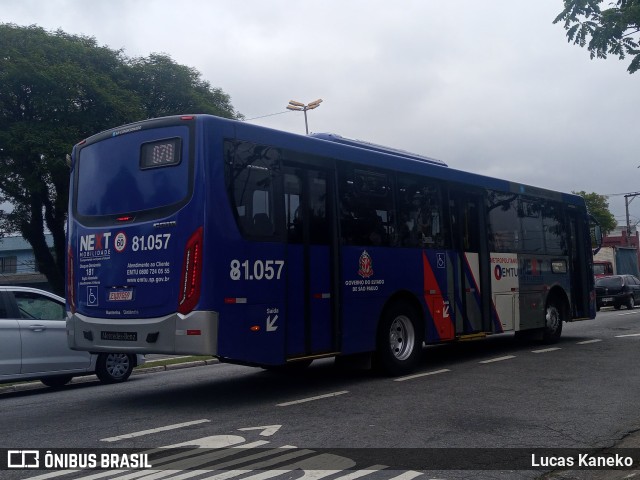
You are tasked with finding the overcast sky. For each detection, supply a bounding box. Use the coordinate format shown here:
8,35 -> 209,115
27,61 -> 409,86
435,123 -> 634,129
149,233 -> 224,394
4,0 -> 640,224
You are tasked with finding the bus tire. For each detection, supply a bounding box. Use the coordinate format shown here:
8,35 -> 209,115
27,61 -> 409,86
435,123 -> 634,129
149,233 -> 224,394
374,303 -> 423,376
96,353 -> 134,384
542,301 -> 564,344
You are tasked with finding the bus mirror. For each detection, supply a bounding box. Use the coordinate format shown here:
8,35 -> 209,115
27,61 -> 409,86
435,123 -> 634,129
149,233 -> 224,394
590,223 -> 602,250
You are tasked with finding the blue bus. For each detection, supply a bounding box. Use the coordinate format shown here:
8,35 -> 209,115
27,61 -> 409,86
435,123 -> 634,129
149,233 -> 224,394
66,114 -> 598,375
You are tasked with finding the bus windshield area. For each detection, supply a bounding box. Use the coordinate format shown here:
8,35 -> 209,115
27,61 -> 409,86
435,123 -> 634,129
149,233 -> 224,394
76,126 -> 190,217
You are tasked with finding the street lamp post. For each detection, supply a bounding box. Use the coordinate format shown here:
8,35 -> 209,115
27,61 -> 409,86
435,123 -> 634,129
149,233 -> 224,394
286,99 -> 323,134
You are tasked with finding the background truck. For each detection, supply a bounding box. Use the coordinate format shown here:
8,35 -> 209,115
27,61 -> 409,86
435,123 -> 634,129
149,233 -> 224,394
593,246 -> 640,277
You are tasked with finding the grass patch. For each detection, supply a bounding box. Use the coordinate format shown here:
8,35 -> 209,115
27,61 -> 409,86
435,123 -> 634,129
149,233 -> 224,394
136,355 -> 213,369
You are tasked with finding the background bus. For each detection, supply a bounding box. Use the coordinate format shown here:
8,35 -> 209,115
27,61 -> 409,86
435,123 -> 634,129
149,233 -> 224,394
66,114 -> 597,375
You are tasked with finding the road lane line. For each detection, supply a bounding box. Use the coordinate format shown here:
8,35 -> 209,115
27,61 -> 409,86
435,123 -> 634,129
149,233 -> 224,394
394,369 -> 451,382
333,465 -> 389,479
387,471 -> 424,480
531,347 -> 561,354
615,333 -> 640,337
101,419 -> 210,442
479,355 -> 516,364
577,339 -> 602,344
276,391 -> 348,407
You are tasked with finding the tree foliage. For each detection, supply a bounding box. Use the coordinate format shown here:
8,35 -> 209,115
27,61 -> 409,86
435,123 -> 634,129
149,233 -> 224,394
0,24 -> 241,294
554,0 -> 640,73
573,191 -> 618,235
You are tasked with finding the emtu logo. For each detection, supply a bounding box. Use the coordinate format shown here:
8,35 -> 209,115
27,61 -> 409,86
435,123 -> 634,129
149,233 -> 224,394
494,264 -> 518,280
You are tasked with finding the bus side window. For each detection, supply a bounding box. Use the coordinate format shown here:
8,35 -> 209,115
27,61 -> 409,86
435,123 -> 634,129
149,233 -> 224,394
519,199 -> 544,253
284,172 -> 302,243
487,191 -> 519,252
224,140 -> 279,239
397,174 -> 447,249
338,165 -> 394,247
543,201 -> 567,255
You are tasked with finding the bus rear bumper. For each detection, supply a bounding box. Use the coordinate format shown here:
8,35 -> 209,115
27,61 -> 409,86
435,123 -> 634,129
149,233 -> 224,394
66,311 -> 219,356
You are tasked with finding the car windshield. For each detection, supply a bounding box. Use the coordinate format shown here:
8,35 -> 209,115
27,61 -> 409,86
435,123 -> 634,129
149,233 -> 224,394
593,264 -> 607,275
596,276 -> 623,288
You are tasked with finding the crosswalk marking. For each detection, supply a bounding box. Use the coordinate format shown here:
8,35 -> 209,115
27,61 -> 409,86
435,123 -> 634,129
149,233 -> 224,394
25,433 -> 425,480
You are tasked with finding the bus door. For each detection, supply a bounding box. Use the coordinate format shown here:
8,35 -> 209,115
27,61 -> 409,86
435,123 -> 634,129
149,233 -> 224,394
283,165 -> 338,359
449,189 -> 492,334
568,207 -> 591,318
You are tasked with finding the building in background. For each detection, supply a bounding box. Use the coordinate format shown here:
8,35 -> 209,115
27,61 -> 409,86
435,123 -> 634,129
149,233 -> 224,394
0,234 -> 53,290
593,225 -> 640,277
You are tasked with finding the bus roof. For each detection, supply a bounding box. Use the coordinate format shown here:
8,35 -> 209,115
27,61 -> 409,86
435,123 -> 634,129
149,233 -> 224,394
309,133 -> 448,167
220,116 -> 583,207
79,114 -> 585,209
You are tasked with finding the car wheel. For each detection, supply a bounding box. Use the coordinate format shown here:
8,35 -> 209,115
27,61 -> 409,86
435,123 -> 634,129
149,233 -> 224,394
96,353 -> 134,384
542,301 -> 564,344
40,375 -> 73,388
627,296 -> 635,309
374,302 -> 423,376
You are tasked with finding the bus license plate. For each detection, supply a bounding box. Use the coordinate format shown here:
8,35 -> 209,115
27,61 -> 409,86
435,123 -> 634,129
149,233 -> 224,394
101,331 -> 137,341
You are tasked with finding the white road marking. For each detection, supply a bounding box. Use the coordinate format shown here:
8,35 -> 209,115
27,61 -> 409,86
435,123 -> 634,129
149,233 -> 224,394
531,347 -> 561,354
136,445 -> 302,480
332,465 -> 389,479
479,355 -> 516,364
577,339 -> 602,344
387,471 -> 424,480
394,369 -> 451,382
615,333 -> 640,337
276,391 -> 348,407
100,419 -> 211,442
238,425 -> 282,436
200,449 -> 319,480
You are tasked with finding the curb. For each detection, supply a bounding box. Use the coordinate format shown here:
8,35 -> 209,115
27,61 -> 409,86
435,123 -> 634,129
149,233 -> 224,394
0,358 -> 217,396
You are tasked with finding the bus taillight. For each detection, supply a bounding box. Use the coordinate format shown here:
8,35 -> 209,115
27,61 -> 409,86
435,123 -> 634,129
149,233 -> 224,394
67,245 -> 76,313
178,226 -> 204,314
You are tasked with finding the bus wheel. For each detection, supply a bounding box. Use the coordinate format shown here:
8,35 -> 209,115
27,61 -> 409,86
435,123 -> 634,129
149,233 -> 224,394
375,303 -> 423,376
96,353 -> 134,384
542,302 -> 563,344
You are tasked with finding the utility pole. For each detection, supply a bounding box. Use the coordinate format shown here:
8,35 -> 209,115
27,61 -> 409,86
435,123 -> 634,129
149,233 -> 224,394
624,193 -> 640,246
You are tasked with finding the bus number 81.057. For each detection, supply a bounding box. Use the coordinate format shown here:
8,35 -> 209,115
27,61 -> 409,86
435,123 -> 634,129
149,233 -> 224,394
230,259 -> 285,281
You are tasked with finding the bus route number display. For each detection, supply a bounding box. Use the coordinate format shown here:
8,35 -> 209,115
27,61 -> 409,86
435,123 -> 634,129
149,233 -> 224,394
140,138 -> 181,169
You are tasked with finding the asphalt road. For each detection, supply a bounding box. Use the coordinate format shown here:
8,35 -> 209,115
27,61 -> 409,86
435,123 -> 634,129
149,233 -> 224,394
2,307 -> 640,480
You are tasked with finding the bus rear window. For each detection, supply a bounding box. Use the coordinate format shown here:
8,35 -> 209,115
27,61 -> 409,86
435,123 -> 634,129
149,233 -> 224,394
76,126 -> 190,217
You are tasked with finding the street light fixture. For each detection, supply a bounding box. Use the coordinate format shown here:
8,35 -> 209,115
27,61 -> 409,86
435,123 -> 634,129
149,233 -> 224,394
286,99 -> 323,134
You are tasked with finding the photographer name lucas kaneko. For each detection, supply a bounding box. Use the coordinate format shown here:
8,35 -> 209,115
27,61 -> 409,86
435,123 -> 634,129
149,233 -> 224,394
531,453 -> 635,468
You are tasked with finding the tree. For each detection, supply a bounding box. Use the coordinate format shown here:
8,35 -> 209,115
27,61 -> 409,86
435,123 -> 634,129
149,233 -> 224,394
128,53 -> 243,120
573,191 -> 618,235
0,24 -> 241,295
554,0 -> 640,73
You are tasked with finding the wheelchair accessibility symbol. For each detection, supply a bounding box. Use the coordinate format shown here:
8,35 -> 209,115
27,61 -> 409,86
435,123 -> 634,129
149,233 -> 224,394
436,252 -> 446,268
87,286 -> 99,306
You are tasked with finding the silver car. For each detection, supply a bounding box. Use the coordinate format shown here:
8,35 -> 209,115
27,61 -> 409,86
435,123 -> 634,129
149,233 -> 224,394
0,286 -> 143,388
